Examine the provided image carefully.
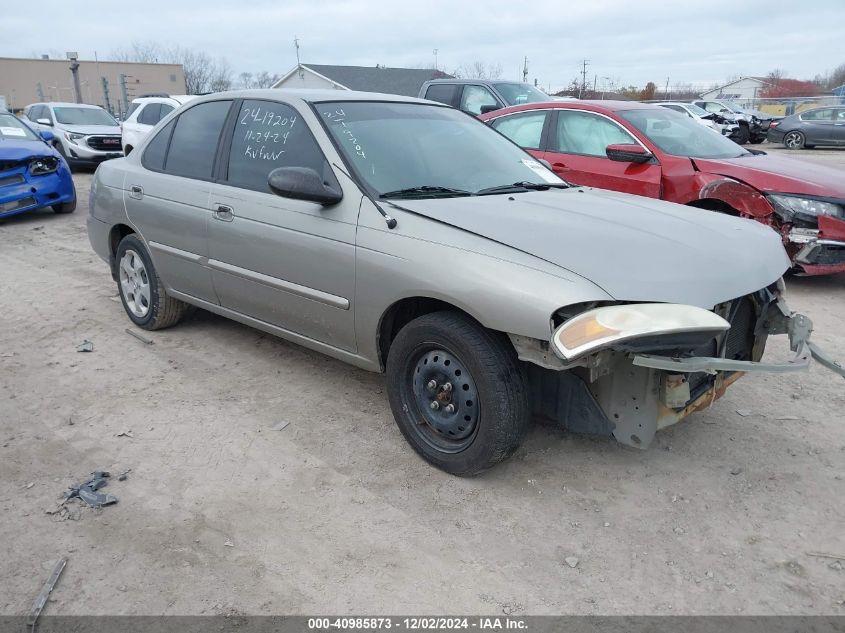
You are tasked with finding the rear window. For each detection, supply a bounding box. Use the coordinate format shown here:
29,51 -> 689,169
424,84 -> 458,106
162,100 -> 231,179
138,104 -> 163,126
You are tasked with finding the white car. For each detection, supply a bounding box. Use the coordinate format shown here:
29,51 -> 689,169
120,95 -> 196,155
655,101 -> 741,141
24,102 -> 123,168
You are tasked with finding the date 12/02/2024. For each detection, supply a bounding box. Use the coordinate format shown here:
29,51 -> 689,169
307,617 -> 527,630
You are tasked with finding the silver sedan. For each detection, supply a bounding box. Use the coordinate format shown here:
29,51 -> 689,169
86,89 -> 844,475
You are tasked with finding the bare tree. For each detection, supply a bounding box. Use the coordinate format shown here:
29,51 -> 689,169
828,63 -> 845,89
110,40 -> 233,94
238,72 -> 254,89
452,61 -> 503,80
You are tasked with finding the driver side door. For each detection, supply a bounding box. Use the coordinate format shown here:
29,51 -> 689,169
540,109 -> 662,198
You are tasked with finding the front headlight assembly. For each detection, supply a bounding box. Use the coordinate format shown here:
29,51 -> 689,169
64,132 -> 85,145
29,156 -> 59,176
767,194 -> 844,222
552,303 -> 730,361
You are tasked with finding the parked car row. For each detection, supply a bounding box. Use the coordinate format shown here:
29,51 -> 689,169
84,89 -> 845,475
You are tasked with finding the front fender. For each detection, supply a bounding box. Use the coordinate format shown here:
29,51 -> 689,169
690,173 -> 775,219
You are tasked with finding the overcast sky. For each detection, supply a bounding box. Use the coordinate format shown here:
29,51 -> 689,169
2,0 -> 842,91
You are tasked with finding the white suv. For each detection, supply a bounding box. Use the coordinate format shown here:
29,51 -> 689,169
24,102 -> 122,168
120,95 -> 196,155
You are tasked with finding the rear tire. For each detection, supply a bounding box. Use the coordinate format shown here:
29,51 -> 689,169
735,123 -> 750,144
115,234 -> 191,330
783,131 -> 805,150
385,311 -> 529,476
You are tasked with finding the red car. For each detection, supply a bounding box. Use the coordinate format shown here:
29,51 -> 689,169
480,101 -> 845,275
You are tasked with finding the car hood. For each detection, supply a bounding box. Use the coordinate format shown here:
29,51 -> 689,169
391,188 -> 789,309
692,154 -> 845,199
0,138 -> 54,161
61,125 -> 121,136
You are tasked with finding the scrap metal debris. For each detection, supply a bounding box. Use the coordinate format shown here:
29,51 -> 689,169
27,557 -> 66,632
117,468 -> 131,481
76,340 -> 94,353
125,328 -> 154,345
116,429 -> 134,438
63,471 -> 118,508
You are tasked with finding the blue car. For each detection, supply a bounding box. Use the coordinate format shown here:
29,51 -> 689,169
0,110 -> 76,219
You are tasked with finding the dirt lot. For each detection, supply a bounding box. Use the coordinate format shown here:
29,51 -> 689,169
1,145 -> 844,616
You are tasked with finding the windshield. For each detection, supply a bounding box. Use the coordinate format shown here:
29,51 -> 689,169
0,113 -> 40,141
316,101 -> 563,197
494,83 -> 550,106
620,108 -> 750,159
53,107 -> 117,126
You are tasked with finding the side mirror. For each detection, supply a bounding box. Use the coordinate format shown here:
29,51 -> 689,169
479,104 -> 501,115
39,130 -> 55,142
268,167 -> 342,206
605,143 -> 653,164
36,118 -> 53,126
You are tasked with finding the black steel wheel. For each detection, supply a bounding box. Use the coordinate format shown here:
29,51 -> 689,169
386,311 -> 529,476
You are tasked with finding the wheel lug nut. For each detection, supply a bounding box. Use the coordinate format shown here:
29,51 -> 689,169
442,382 -> 452,392
427,380 -> 437,390
445,404 -> 455,413
430,401 -> 440,410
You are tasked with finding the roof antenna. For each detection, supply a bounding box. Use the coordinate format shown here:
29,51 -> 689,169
294,37 -> 303,78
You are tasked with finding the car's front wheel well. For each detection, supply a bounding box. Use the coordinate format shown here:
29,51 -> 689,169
109,224 -> 136,279
687,198 -> 740,216
378,297 -> 507,370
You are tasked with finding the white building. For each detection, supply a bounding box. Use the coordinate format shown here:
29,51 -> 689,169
699,77 -> 770,101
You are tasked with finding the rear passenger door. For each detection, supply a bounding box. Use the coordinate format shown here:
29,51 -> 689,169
124,99 -> 233,304
206,99 -> 358,352
799,108 -> 836,144
488,110 -> 551,161
834,108 -> 845,144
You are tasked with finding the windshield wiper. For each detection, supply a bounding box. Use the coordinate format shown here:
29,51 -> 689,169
476,181 -> 571,195
380,186 -> 473,199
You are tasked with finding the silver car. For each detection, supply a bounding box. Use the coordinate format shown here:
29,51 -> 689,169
24,102 -> 123,168
86,90 -> 844,475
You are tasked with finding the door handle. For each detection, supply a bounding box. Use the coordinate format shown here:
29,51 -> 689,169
213,204 -> 234,222
553,162 -> 570,171
129,185 -> 143,200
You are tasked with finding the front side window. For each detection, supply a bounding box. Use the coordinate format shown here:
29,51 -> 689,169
163,100 -> 232,179
620,108 -> 750,159
660,104 -> 688,116
0,113 -> 40,140
53,107 -> 117,126
553,110 -> 638,157
225,100 -> 330,193
138,104 -> 163,126
424,84 -> 458,106
315,101 -> 562,197
800,108 -> 833,121
459,85 -> 498,116
126,102 -> 141,119
490,111 -> 547,149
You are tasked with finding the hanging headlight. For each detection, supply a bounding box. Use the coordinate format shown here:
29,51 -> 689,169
29,156 -> 59,176
552,303 -> 730,361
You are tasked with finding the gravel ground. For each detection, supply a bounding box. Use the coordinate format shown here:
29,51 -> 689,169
1,148 -> 844,616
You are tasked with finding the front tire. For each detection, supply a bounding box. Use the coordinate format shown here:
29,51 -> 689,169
386,311 -> 529,476
735,123 -> 750,144
52,198 -> 76,214
115,234 -> 191,330
783,131 -> 805,150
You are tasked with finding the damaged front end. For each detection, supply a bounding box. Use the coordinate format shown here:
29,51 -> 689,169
514,283 -> 844,449
768,194 -> 845,276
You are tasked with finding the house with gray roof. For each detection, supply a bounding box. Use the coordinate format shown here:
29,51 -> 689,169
271,63 -> 453,97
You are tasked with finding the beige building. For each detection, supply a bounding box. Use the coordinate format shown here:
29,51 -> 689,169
0,56 -> 186,114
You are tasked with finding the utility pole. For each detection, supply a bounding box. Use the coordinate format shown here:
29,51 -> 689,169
579,59 -> 589,99
36,82 -> 45,101
522,56 -> 529,83
664,76 -> 670,100
119,74 -> 129,116
433,49 -> 438,71
67,52 -> 82,103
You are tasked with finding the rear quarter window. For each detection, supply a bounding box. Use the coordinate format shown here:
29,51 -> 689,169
424,84 -> 458,106
162,100 -> 232,179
